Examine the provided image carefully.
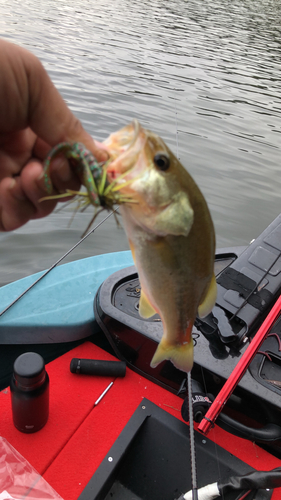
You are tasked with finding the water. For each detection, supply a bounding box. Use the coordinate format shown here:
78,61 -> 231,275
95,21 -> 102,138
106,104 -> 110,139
1,0 -> 281,285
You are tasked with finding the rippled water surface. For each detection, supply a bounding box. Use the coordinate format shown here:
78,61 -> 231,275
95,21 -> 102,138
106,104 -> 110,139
1,0 -> 281,285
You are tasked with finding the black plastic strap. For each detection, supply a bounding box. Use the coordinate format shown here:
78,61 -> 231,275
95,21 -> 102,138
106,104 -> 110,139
217,268 -> 272,311
218,467 -> 281,495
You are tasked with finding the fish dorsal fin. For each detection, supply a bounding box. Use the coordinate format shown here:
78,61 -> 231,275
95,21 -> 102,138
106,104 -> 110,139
139,289 -> 157,319
198,273 -> 217,318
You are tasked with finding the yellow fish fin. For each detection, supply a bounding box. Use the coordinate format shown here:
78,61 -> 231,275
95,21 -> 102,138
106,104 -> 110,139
128,238 -> 157,319
150,338 -> 193,373
198,273 -> 217,318
139,289 -> 157,319
128,239 -> 136,264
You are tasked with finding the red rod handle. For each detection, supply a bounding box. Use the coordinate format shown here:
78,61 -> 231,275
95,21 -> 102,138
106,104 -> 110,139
198,294 -> 281,435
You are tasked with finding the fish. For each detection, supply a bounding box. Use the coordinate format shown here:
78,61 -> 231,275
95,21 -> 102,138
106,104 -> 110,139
103,119 -> 217,373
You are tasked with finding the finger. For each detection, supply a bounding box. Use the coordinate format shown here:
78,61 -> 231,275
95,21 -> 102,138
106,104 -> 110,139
0,176 -> 36,231
32,136 -> 51,160
0,161 -> 63,231
21,157 -> 81,202
0,40 -> 109,162
33,137 -> 81,192
20,160 -> 58,217
22,48 -> 108,161
0,128 -> 37,180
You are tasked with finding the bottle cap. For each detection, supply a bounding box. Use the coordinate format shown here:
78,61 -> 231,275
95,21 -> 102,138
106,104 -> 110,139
13,352 -> 46,389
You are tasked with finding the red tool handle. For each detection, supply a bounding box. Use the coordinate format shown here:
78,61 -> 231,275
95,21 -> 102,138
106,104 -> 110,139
198,294 -> 281,435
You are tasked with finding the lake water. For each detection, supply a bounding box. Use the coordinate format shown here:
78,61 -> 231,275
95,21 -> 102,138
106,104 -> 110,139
1,0 -> 281,285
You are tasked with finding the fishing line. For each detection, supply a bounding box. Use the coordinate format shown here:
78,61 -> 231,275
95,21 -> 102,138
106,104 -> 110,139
200,365 -> 223,495
173,93 -> 198,498
173,96 -> 198,499
0,208 -> 118,318
175,97 -> 179,160
187,371 -> 198,500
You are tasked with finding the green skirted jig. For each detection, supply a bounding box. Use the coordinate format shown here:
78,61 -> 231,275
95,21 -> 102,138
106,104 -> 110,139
43,142 -> 107,206
41,142 -> 135,234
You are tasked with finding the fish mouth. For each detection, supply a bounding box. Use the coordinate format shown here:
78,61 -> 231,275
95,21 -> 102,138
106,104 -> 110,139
103,119 -> 140,157
103,119 -> 145,181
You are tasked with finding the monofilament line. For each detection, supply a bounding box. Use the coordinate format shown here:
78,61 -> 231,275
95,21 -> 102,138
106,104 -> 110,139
175,97 -> 179,160
187,371 -> 198,500
0,208 -> 117,318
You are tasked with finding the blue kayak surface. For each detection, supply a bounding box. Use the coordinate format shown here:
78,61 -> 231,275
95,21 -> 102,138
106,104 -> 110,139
0,251 -> 133,343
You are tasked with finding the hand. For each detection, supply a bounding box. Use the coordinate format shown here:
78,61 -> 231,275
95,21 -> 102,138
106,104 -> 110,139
0,39 -> 108,231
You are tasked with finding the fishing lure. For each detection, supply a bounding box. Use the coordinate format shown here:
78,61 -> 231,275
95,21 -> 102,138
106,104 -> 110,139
41,142 -> 134,234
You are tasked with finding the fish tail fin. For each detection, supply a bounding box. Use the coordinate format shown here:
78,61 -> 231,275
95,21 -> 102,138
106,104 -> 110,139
150,338 -> 193,373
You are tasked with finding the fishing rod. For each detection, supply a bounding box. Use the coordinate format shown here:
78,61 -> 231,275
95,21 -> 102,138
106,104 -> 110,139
0,208 -> 118,318
198,292 -> 281,435
197,230 -> 281,434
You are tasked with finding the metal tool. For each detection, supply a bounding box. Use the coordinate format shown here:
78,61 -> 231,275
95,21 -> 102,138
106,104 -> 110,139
94,382 -> 114,406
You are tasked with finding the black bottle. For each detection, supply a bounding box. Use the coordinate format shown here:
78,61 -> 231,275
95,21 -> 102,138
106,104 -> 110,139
10,352 -> 49,433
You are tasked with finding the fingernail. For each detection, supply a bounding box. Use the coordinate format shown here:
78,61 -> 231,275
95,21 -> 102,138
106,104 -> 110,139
92,140 -> 109,162
8,178 -> 27,201
99,150 -> 110,162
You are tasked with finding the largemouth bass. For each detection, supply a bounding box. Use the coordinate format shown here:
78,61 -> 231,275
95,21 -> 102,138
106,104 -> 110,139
103,120 -> 217,373
41,121 -> 216,373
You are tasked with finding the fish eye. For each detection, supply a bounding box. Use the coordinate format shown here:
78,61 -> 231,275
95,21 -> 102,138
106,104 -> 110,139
153,153 -> 170,171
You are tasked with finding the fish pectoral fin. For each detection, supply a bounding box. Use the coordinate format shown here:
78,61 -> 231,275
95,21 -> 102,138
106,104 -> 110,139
150,338 -> 193,373
128,238 -> 156,319
198,273 -> 217,318
128,239 -> 136,264
139,289 -> 157,318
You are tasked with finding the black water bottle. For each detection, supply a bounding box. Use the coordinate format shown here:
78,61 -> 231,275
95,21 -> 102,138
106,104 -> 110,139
10,352 -> 49,433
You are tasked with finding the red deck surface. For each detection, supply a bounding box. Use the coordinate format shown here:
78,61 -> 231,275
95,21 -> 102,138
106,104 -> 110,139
0,341 -> 280,499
